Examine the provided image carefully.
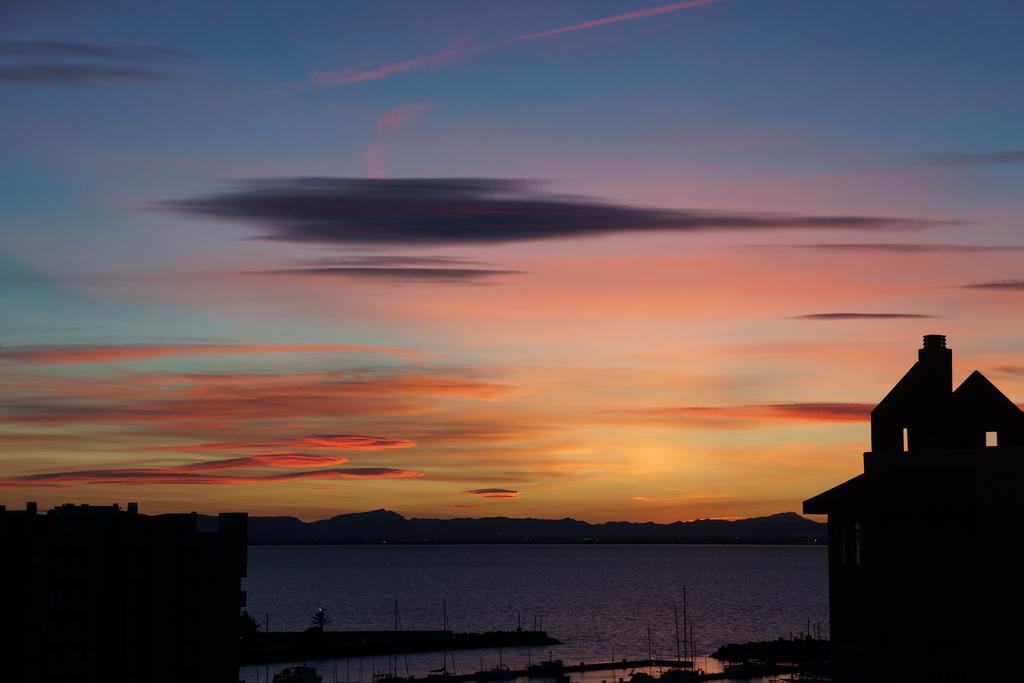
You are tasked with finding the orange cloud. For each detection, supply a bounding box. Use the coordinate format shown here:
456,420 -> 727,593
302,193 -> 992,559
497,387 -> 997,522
153,434 -> 416,454
180,454 -> 349,470
0,369 -> 513,427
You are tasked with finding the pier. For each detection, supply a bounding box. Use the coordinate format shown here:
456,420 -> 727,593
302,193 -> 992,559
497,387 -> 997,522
241,629 -> 559,666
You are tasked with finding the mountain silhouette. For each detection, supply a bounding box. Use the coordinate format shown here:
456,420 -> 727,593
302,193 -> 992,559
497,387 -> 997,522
223,510 -> 825,544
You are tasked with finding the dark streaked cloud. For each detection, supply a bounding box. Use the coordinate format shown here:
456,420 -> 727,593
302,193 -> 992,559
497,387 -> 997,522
793,313 -> 937,320
738,403 -> 870,422
604,402 -> 873,428
157,178 -> 957,248
0,41 -> 182,60
0,65 -> 162,84
298,255 -> 488,268
925,150 -> 1024,166
257,266 -> 524,284
465,488 -> 520,498
961,280 -> 1024,291
792,243 -> 1024,254
161,453 -> 349,471
0,40 -> 182,85
1,466 -> 423,487
258,255 -> 523,283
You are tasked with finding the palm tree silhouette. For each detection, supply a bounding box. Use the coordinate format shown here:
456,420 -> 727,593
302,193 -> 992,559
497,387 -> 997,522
311,607 -> 331,631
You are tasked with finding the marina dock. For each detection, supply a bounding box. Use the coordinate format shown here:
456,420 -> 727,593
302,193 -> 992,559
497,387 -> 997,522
241,629 -> 559,666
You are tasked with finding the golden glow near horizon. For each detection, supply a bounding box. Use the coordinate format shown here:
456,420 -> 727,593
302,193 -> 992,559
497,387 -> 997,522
4,256 -> 1023,522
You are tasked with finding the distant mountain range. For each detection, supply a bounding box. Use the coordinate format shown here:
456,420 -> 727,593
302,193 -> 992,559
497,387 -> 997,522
226,509 -> 826,545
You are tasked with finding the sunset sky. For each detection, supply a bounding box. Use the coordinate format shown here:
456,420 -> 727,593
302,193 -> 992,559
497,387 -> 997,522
2,0 -> 1023,521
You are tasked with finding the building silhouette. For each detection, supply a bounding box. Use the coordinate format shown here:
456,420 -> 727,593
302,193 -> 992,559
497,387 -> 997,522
0,502 -> 247,683
805,335 -> 1024,682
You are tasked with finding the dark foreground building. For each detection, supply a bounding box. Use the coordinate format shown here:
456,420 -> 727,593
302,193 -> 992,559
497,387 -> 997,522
805,335 -> 1024,682
0,502 -> 247,683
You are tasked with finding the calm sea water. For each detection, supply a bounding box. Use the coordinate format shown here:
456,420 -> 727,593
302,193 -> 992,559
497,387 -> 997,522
241,544 -> 827,683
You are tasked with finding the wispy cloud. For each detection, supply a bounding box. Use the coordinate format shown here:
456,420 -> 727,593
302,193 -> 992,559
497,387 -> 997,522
363,101 -> 431,177
0,41 -> 182,60
961,280 -> 1024,291
0,342 -> 416,364
160,178 -> 956,248
510,0 -> 722,42
312,0 -> 722,87
791,243 -> 1024,254
925,150 -> 1024,166
314,38 -> 478,87
792,313 -> 937,320
0,65 -> 162,84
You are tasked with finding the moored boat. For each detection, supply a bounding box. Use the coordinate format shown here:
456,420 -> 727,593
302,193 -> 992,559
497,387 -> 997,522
475,665 -> 518,681
724,659 -> 769,678
658,668 -> 700,683
273,666 -> 323,683
628,671 -> 657,683
527,659 -> 564,676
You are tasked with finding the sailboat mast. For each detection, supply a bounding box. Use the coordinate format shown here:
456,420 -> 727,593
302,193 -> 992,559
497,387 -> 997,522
442,598 -> 448,675
673,602 -> 681,663
399,601 -> 410,678
682,587 -> 689,661
647,626 -> 653,673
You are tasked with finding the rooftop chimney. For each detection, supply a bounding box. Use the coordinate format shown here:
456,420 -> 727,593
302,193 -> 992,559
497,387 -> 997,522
917,334 -> 953,395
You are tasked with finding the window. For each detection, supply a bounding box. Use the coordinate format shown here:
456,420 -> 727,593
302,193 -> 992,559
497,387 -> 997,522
986,431 -> 998,447
902,428 -> 909,452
